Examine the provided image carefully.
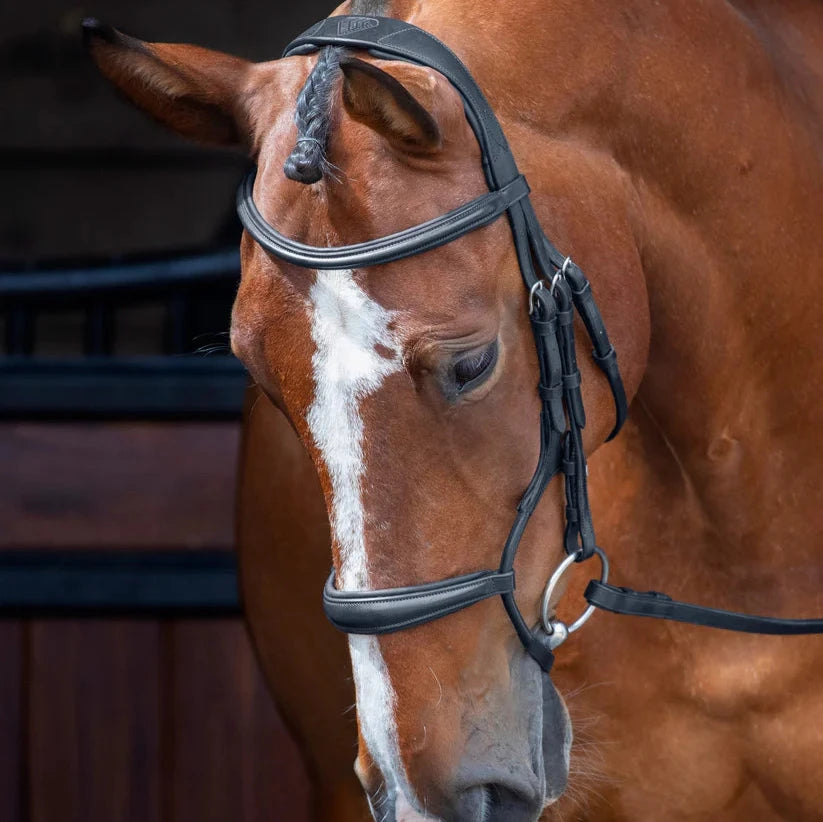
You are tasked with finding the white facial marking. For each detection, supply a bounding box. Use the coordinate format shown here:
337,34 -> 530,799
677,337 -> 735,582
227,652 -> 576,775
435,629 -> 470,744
306,269 -> 402,588
305,269 -> 416,812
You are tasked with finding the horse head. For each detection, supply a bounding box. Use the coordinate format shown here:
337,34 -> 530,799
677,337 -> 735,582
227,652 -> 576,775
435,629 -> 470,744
86,16 -> 649,820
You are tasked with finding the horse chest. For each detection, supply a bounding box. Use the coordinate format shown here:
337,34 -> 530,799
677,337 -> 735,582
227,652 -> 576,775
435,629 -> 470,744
560,628 -> 823,820
682,637 -> 803,718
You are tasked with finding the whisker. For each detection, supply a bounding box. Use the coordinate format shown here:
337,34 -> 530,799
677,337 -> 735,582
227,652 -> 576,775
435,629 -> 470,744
428,666 -> 443,707
246,386 -> 264,420
562,679 -> 617,702
193,343 -> 231,356
192,330 -> 230,341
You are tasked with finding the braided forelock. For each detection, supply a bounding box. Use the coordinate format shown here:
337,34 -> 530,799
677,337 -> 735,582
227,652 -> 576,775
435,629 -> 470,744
283,46 -> 344,184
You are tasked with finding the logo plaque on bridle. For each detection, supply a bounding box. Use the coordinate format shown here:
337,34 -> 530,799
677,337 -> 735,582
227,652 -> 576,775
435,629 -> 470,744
337,17 -> 380,36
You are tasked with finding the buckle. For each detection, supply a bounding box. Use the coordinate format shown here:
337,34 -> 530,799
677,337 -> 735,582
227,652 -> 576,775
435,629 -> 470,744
528,280 -> 544,315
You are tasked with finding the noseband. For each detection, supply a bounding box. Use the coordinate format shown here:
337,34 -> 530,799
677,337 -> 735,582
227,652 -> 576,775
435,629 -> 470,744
238,15 -> 823,675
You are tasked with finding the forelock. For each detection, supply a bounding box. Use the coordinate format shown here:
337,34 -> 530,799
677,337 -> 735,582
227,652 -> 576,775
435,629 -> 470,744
283,46 -> 343,184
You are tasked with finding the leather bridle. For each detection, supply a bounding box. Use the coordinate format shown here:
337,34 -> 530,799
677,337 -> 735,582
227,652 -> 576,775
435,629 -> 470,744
237,15 -> 823,675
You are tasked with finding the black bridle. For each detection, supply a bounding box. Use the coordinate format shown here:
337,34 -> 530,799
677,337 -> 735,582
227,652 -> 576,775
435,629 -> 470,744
237,15 -> 823,675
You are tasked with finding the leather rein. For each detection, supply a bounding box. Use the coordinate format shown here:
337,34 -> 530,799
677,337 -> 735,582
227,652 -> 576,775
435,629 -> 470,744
236,15 -> 823,674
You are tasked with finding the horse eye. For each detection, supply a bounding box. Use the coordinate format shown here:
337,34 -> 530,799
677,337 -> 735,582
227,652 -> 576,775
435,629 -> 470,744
453,341 -> 499,392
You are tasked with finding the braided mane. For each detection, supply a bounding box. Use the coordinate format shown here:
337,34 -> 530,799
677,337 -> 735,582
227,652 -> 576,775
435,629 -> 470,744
283,1 -> 389,184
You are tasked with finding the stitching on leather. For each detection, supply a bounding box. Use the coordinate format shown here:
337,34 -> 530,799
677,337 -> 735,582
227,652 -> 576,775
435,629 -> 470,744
377,27 -> 416,43
287,28 -> 513,166
374,31 -> 507,162
328,586 -> 511,633
325,573 -> 513,608
243,179 -> 528,267
350,595 -> 501,632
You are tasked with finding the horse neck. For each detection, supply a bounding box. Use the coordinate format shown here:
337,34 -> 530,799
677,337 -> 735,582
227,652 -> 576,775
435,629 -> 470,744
612,2 -> 823,574
405,0 -> 823,574
602,2 -> 823,578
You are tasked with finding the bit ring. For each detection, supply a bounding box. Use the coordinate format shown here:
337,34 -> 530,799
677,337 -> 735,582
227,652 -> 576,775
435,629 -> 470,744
540,546 -> 609,643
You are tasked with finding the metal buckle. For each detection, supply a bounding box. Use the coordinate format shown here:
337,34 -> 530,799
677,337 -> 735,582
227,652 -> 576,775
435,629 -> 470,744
550,257 -> 573,296
540,546 -> 609,649
528,280 -> 544,315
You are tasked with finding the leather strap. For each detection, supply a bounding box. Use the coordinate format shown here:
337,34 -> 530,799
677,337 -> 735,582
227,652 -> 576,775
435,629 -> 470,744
564,261 -> 627,440
284,16 -> 522,190
586,581 -> 823,635
237,171 -> 530,270
323,569 -> 515,634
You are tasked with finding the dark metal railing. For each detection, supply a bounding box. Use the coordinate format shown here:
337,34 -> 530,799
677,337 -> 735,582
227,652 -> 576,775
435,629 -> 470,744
0,550 -> 241,618
0,248 -> 240,298
1,248 -> 248,419
1,245 -> 249,614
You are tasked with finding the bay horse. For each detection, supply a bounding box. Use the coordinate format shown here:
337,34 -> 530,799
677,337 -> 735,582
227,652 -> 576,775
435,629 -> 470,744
86,1 -> 823,819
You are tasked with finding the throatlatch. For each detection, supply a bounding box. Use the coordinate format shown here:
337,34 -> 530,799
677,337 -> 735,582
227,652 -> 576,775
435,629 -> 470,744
237,15 -> 823,674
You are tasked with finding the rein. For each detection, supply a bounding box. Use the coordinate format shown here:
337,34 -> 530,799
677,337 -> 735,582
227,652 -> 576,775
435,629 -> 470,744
236,15 -> 823,674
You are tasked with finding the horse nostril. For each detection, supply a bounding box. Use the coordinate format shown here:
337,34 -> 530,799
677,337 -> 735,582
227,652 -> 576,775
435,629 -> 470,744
455,783 -> 542,822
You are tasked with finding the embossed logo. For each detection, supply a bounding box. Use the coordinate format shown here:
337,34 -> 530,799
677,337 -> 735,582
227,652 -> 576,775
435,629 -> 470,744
337,17 -> 380,36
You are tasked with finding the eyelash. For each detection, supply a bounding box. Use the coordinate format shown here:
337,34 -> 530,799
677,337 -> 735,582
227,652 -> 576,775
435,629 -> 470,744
453,341 -> 498,392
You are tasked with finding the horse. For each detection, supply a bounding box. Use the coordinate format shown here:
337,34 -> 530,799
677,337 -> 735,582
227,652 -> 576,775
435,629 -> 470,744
85,1 -> 823,819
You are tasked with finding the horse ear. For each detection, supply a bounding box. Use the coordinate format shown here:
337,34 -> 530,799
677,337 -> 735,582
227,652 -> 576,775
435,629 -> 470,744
339,56 -> 442,153
82,18 -> 252,147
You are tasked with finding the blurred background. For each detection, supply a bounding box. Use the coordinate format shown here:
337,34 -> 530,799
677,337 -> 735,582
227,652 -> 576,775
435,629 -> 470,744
1,2 -> 336,820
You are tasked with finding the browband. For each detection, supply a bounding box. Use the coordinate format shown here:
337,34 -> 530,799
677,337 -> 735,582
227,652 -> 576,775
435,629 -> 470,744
237,171 -> 530,269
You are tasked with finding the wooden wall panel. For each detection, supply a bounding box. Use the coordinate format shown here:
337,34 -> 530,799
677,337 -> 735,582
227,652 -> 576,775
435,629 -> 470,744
0,423 -> 238,550
28,621 -> 161,822
0,622 -> 23,822
168,621 -> 311,822
3,419 -> 313,821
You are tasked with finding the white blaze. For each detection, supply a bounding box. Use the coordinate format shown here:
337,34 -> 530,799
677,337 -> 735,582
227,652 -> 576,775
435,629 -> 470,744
305,269 -> 413,809
306,268 -> 402,586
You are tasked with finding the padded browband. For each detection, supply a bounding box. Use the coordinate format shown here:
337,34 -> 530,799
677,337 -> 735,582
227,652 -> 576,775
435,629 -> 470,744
236,172 -> 529,269
323,569 -> 515,634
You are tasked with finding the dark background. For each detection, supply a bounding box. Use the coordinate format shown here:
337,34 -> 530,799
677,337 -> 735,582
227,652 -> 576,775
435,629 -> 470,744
1,2 -> 337,820
3,0 -> 328,262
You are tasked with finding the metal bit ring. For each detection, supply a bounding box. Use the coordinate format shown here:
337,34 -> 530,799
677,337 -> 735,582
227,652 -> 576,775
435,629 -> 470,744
540,546 -> 609,645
